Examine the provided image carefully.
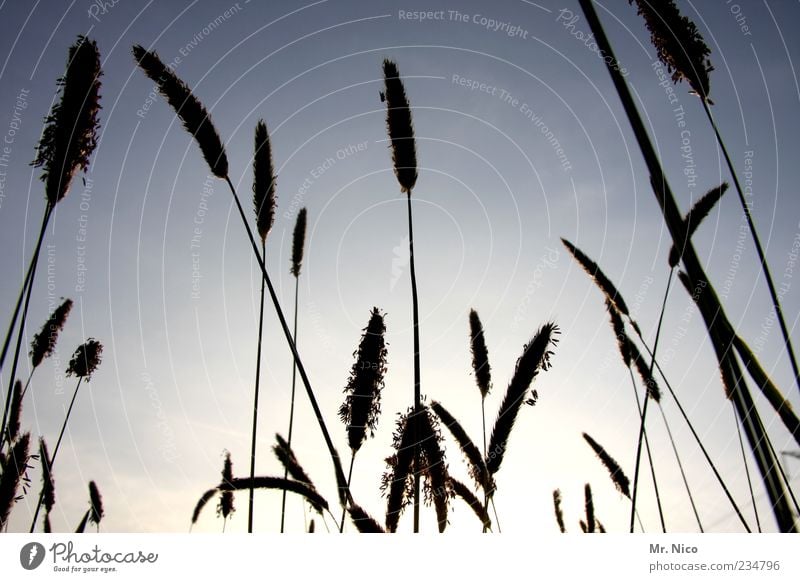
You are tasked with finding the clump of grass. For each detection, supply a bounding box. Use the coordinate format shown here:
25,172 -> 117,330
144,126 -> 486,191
1,34 -> 101,450
31,339 -> 104,531
219,451 -> 234,525
584,483 -> 595,533
583,432 -> 630,499
291,208 -> 307,278
5,381 -> 22,445
382,406 -> 450,532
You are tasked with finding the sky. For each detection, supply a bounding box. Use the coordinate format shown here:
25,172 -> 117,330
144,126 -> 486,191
0,0 -> 799,534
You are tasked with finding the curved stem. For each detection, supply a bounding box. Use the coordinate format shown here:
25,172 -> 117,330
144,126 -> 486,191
701,99 -> 800,397
280,275 -> 301,533
30,376 -> 83,532
406,193 -> 422,533
223,177 -> 352,511
248,240 -> 266,534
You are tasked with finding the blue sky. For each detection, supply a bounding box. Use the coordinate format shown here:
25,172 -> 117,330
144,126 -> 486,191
1,0 -> 799,533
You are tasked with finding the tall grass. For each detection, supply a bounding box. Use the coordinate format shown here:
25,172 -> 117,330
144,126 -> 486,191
281,207 -> 307,531
1,36 -> 100,443
132,45 -> 354,514
248,119 -> 276,533
578,0 -> 797,532
382,59 -> 422,531
628,0 -> 800,397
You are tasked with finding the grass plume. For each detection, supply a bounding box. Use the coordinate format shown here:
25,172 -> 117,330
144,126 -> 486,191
382,59 -> 417,194
30,298 -> 73,368
469,310 -> 492,398
291,207 -> 307,277
32,36 -> 102,206
382,409 -> 418,532
131,45 -> 228,178
562,239 -> 629,315
89,480 -> 104,527
0,432 -> 31,528
583,432 -> 631,498
430,400 -> 491,493
584,483 -> 595,533
449,477 -> 491,530
628,0 -> 712,101
66,338 -> 103,380
339,308 -> 387,453
553,489 -> 566,533
253,120 -> 276,242
487,323 -> 558,475
218,451 -> 234,520
347,503 -> 386,533
669,183 -> 728,267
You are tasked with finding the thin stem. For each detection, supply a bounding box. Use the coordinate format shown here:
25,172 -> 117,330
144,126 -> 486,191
339,452 -> 355,533
627,367 -> 666,533
248,240 -> 267,534
223,177 -> 352,511
30,376 -> 83,532
658,403 -> 704,532
406,193 -> 421,533
701,99 -> 800,397
733,402 -> 761,532
1,206 -> 52,441
280,275 -> 300,533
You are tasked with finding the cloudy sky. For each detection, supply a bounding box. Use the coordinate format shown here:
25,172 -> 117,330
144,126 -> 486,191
1,0 -> 799,534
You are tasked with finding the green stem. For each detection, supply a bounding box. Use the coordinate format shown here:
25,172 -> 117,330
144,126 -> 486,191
248,240 -> 266,534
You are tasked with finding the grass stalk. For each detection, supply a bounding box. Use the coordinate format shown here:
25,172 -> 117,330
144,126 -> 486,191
248,240 -> 266,533
279,277 -> 299,533
223,177 -> 352,511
